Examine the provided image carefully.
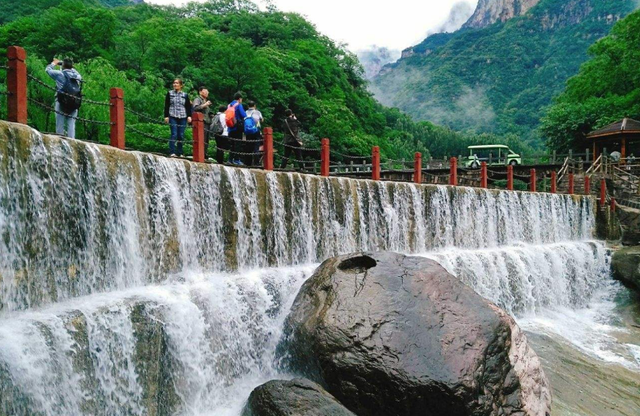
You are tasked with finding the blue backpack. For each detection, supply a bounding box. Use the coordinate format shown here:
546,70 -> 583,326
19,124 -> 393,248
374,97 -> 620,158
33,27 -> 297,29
244,115 -> 259,135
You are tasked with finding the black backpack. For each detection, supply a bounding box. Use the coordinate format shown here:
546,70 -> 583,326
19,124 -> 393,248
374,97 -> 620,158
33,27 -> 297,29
57,71 -> 82,113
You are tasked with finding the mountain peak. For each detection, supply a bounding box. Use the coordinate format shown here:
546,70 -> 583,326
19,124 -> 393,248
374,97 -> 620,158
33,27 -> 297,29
463,0 -> 541,28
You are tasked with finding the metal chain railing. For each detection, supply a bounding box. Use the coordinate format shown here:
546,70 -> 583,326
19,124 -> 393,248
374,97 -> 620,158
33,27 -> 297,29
0,66 -> 11,97
330,148 -> 371,160
125,124 -> 172,142
124,106 -> 192,129
27,73 -> 113,107
27,97 -> 113,125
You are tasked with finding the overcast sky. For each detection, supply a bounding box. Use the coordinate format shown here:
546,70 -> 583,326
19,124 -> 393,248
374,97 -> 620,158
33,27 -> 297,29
145,0 -> 478,51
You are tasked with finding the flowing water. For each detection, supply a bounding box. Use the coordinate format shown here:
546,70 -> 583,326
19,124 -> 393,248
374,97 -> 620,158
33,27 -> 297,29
0,124 -> 638,415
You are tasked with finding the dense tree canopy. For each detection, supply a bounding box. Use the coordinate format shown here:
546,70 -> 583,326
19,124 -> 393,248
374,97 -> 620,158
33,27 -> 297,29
0,0 -> 532,160
372,0 -> 637,148
541,10 -> 640,152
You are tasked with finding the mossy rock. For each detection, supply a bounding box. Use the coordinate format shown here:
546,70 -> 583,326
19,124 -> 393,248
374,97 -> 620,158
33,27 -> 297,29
611,246 -> 640,293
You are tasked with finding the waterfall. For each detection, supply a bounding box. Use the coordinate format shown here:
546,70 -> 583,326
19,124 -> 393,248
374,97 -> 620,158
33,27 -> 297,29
0,123 -> 622,415
0,128 -> 594,311
0,266 -> 315,416
422,241 -> 610,316
0,243 -> 615,416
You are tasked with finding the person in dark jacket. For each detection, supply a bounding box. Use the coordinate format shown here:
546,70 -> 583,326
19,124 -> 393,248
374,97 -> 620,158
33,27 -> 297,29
45,57 -> 82,138
164,78 -> 192,157
280,109 -> 304,169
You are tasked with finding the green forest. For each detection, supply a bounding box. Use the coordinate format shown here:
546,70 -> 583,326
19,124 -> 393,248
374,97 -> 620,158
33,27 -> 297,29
541,9 -> 640,152
372,0 -> 637,148
0,0 -> 535,162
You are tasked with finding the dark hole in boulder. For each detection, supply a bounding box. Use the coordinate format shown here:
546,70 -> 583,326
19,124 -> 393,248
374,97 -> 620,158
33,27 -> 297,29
338,255 -> 377,273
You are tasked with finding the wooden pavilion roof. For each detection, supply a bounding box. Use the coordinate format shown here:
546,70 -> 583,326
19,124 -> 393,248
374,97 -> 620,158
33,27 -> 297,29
587,118 -> 640,139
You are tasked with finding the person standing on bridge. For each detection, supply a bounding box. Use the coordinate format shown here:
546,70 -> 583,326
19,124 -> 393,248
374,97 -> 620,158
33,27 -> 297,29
244,100 -> 263,166
212,105 -> 229,164
226,92 -> 247,165
164,78 -> 192,158
192,86 -> 213,157
46,57 -> 82,139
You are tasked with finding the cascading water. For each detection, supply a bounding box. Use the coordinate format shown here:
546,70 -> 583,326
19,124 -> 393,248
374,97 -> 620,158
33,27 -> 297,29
0,122 -> 635,415
0,128 -> 594,311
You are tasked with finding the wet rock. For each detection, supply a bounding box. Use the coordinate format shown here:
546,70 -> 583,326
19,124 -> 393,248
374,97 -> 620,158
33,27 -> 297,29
242,378 -> 355,416
612,246 -> 640,292
280,252 -> 551,416
130,303 -> 180,416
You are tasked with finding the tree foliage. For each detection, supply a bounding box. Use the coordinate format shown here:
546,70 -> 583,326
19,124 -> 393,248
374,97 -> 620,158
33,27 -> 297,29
541,10 -> 640,151
372,0 -> 637,148
0,0 -> 530,159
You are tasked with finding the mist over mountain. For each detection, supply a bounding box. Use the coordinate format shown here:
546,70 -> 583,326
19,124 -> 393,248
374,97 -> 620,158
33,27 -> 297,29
357,46 -> 401,80
358,2 -> 474,80
371,0 -> 638,146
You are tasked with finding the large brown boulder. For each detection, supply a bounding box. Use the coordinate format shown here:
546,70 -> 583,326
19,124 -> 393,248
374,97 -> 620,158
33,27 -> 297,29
280,252 -> 551,416
242,378 -> 356,416
611,246 -> 640,292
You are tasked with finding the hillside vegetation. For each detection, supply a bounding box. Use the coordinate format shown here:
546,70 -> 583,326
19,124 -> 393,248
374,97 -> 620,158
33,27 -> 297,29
541,10 -> 640,151
372,0 -> 637,147
0,0 -> 535,160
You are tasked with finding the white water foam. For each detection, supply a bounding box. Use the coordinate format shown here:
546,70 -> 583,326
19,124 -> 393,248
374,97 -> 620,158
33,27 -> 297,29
0,130 -> 595,311
0,265 -> 315,416
420,242 -> 640,371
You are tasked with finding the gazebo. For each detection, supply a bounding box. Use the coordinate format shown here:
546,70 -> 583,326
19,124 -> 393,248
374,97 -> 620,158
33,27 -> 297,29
587,118 -> 640,162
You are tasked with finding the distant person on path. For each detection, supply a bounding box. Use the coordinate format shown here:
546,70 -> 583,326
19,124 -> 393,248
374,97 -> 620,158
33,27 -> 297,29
626,153 -> 636,170
212,105 -> 229,164
45,57 -> 82,139
244,100 -> 264,166
192,86 -> 213,156
164,79 -> 192,157
610,150 -> 621,163
226,92 -> 247,165
280,109 -> 304,170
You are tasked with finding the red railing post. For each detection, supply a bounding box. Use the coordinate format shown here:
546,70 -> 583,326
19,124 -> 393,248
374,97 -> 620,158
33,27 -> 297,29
191,112 -> 205,163
372,146 -> 380,180
600,178 -> 606,209
568,173 -> 575,195
7,46 -> 27,124
507,164 -> 514,191
321,138 -> 330,177
449,157 -> 458,186
530,168 -> 536,192
584,175 -> 590,195
109,87 -> 125,149
610,197 -> 616,213
414,152 -> 422,184
551,171 -> 557,193
263,127 -> 273,171
480,162 -> 488,188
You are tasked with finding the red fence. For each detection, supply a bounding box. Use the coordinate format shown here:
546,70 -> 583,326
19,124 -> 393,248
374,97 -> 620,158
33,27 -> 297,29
0,46 -> 610,207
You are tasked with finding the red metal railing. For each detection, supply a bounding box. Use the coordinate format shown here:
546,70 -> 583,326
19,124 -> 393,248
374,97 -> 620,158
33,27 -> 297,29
0,45 -> 599,197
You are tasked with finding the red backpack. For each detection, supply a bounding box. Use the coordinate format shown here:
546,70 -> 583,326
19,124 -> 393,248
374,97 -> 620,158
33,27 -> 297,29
225,103 -> 238,128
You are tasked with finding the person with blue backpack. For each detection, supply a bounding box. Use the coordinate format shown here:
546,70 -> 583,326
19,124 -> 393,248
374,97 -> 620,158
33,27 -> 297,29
243,100 -> 263,166
46,57 -> 82,139
225,92 -> 247,165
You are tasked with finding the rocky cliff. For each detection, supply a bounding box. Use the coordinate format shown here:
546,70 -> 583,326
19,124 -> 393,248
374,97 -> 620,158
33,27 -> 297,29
464,0 -> 541,28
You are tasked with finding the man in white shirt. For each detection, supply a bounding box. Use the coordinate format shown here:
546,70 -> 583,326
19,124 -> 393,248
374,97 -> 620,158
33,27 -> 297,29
212,105 -> 229,164
244,100 -> 264,165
